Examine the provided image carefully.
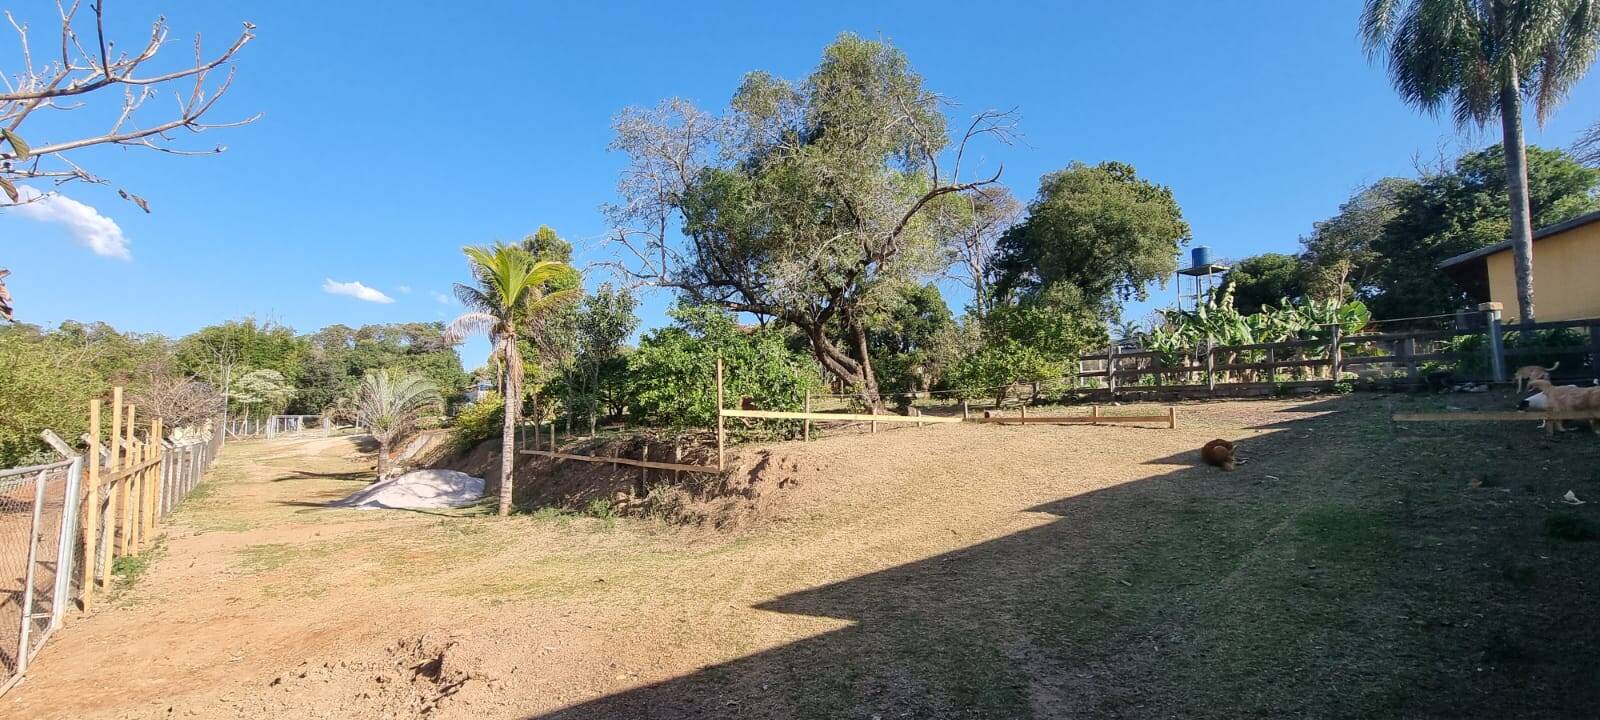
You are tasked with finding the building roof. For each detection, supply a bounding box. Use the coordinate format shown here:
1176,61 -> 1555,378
1437,209 -> 1600,270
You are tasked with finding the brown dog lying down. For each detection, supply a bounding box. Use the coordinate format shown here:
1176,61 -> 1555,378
1526,379 -> 1600,435
1201,439 -> 1236,471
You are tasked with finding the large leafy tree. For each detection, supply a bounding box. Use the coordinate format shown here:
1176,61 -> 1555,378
1222,253 -> 1308,315
605,34 -> 1014,410
991,161 -> 1190,316
1361,0 -> 1600,324
1300,178 -> 1414,302
863,282 -> 957,396
445,243 -> 579,516
1367,144 -> 1599,319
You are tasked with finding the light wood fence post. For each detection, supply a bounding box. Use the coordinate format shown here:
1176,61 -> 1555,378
715,358 -> 726,471
803,393 -> 811,442
147,418 -> 162,536
1167,406 -> 1178,429
82,399 -> 101,611
117,401 -> 133,556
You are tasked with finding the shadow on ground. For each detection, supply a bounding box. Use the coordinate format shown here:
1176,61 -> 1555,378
532,395 -> 1600,720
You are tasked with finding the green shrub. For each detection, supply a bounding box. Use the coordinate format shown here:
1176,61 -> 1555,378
450,393 -> 504,452
626,304 -> 821,435
1451,328 -> 1590,379
1545,511 -> 1600,542
945,340 -> 1059,404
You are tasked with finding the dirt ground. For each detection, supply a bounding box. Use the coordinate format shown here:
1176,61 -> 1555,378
2,393 -> 1597,719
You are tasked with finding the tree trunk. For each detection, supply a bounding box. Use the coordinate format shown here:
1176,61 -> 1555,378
498,344 -> 519,517
800,320 -> 885,412
376,439 -> 389,482
1500,76 -> 1536,330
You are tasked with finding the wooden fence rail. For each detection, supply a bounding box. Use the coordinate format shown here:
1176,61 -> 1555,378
0,386 -> 223,697
1080,309 -> 1600,400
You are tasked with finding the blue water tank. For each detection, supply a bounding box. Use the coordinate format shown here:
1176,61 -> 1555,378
1190,246 -> 1211,268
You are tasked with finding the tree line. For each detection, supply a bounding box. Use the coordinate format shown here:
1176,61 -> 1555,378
0,317 -> 468,467
1222,144 -> 1599,322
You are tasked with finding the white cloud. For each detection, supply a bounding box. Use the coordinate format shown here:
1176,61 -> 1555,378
431,291 -> 455,305
323,278 -> 396,304
396,285 -> 412,294
4,186 -> 131,260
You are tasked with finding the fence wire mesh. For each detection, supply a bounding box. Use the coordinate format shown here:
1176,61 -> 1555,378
0,412 -> 223,695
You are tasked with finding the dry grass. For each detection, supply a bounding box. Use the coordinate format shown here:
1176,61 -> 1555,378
4,393 -> 1598,719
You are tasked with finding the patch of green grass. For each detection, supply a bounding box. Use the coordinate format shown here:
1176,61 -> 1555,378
1294,506 -> 1392,561
112,539 -> 167,589
582,498 -> 615,520
237,543 -> 300,573
1545,511 -> 1600,541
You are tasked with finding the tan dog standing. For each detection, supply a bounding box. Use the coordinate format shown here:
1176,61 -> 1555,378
1526,379 -> 1600,435
1514,362 -> 1559,393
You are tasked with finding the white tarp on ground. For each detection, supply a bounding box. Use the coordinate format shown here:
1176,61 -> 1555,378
331,469 -> 485,510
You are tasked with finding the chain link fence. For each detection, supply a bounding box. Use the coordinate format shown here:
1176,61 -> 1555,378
0,406 -> 224,695
0,457 -> 81,692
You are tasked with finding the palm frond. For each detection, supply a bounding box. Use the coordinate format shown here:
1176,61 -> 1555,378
354,369 -> 443,444
443,311 -> 499,344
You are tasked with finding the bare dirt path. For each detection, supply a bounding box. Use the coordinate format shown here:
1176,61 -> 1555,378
2,395 -> 1596,719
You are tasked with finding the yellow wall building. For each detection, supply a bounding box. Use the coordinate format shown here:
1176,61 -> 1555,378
1440,210 -> 1600,323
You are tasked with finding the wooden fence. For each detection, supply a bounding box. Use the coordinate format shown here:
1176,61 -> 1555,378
1079,312 -> 1600,400
518,360 -> 1179,477
0,386 -> 222,696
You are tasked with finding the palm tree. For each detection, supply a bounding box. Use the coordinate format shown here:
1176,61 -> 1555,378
1361,0 -> 1600,326
445,243 -> 580,516
354,369 -> 442,482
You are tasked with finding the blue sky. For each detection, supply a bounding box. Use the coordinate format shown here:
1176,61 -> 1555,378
5,1 -> 1599,368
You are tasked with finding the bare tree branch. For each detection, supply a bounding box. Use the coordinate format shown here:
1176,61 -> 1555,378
0,1 -> 256,195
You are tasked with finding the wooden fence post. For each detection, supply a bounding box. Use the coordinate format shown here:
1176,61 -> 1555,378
119,403 -> 135,556
1019,402 -> 1027,426
870,406 -> 878,434
1266,346 -> 1278,385
145,418 -> 162,539
82,399 -> 101,611
107,389 -> 123,560
715,358 -> 726,471
1204,339 -> 1216,394
961,399 -> 969,420
803,393 -> 811,442
1167,406 -> 1177,429
1091,405 -> 1101,425
1107,345 -> 1119,401
1327,327 -> 1343,383
638,443 -> 649,497
1400,335 -> 1419,388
